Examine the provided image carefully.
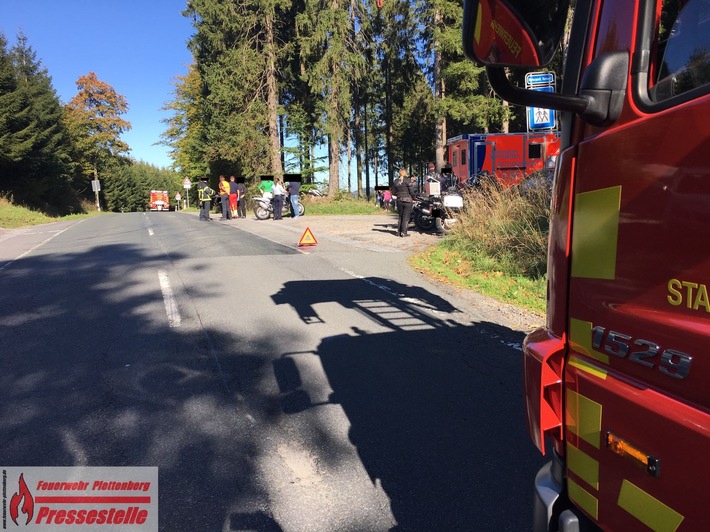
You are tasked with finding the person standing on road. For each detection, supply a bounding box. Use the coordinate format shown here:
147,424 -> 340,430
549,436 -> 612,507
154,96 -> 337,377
229,176 -> 239,219
236,179 -> 247,218
197,177 -> 215,221
286,178 -> 301,218
391,167 -> 417,237
218,175 -> 231,220
272,178 -> 286,220
174,191 -> 182,211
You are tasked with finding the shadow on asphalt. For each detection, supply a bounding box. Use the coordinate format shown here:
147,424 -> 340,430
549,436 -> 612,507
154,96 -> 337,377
0,217 -> 544,531
272,278 -> 545,531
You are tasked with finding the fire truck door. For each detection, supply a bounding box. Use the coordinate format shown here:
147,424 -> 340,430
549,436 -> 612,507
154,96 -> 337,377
563,0 -> 710,529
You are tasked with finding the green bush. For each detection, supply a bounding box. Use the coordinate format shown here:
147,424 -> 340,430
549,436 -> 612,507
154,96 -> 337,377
302,195 -> 382,215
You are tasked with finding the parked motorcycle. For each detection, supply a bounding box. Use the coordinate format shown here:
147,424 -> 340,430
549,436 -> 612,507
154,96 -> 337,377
253,193 -> 305,220
413,188 -> 464,233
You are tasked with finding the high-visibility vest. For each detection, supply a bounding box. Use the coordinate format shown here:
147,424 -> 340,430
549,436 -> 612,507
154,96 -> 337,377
198,185 -> 214,202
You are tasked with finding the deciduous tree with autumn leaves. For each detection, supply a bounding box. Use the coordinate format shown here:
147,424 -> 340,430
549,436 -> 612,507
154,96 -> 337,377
63,72 -> 132,201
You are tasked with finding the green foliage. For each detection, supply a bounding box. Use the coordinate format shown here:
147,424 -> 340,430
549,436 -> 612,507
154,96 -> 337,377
0,32 -> 75,213
103,162 -> 181,212
160,64 -> 209,178
184,0 -> 289,178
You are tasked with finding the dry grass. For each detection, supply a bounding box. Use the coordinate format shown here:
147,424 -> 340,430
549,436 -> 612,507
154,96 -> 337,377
451,177 -> 551,278
407,176 -> 551,313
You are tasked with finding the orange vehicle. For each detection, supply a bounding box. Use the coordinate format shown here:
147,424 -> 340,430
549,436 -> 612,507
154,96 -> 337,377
149,190 -> 170,212
447,132 -> 560,187
464,0 -> 710,530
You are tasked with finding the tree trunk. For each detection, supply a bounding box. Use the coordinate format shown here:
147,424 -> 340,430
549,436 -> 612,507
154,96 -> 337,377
433,9 -> 447,172
326,0 -> 342,196
364,99 -> 370,196
265,11 -> 282,176
385,50 -> 393,185
328,132 -> 340,196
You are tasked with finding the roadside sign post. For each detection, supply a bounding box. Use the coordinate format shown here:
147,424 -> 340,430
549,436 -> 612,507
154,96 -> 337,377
91,179 -> 101,211
525,72 -> 557,131
183,178 -> 191,209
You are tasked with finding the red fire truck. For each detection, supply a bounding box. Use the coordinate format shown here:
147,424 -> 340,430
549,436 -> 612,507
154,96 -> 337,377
446,132 -> 560,187
465,0 -> 709,530
149,190 -> 170,212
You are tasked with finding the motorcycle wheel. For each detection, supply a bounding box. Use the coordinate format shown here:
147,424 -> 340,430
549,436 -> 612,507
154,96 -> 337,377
298,201 -> 305,216
414,210 -> 435,231
435,210 -> 457,233
254,205 -> 271,220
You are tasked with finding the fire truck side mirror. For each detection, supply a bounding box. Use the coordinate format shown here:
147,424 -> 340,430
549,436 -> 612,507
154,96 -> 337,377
462,0 -> 570,68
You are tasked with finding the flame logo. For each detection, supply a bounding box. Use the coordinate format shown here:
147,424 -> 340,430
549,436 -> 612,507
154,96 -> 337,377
10,473 -> 34,526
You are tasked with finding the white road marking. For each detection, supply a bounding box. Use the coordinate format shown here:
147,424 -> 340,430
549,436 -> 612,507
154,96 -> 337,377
158,270 -> 181,328
148,228 -> 154,236
0,220 -> 85,272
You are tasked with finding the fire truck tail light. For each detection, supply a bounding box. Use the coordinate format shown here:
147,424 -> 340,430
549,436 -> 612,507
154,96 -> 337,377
523,328 -> 566,455
607,432 -> 660,477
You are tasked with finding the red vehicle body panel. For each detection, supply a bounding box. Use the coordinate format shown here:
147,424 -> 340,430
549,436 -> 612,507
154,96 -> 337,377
446,132 -> 560,187
511,0 -> 710,529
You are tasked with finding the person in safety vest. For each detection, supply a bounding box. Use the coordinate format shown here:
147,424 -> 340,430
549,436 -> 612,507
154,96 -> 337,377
197,176 -> 215,221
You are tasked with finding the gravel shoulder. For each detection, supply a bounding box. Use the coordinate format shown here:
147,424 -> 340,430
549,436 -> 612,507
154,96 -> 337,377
276,213 -> 545,332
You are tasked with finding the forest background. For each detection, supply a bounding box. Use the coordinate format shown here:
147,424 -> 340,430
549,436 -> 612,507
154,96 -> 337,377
0,0 -> 550,215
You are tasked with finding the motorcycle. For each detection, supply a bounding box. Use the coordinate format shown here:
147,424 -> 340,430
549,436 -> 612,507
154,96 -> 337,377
253,193 -> 305,220
413,188 -> 464,233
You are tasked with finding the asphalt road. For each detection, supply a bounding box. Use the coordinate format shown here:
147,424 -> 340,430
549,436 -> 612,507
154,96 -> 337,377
0,212 -> 546,531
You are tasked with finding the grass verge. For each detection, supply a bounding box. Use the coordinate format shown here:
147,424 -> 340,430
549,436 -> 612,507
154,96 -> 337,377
0,197 -> 96,229
409,238 -> 547,316
302,195 -> 381,215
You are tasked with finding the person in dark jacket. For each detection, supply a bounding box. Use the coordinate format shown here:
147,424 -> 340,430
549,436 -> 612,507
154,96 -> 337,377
197,177 -> 215,221
236,179 -> 247,218
391,167 -> 417,237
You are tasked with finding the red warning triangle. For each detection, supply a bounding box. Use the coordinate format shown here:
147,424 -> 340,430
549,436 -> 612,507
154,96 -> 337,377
298,227 -> 318,247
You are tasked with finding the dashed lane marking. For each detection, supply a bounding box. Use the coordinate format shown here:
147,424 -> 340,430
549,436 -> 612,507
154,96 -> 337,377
158,269 -> 181,328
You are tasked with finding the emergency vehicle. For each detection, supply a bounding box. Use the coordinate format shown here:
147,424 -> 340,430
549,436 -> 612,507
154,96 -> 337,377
149,190 -> 170,211
446,132 -> 560,187
464,0 -> 710,530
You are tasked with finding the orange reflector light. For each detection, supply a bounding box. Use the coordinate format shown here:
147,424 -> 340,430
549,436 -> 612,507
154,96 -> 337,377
607,432 -> 660,477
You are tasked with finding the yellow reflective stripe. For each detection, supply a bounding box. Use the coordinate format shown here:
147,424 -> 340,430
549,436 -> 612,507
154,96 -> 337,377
571,185 -> 621,280
566,389 -> 602,449
567,443 -> 599,490
570,318 -> 610,364
569,355 -> 607,380
568,478 -> 598,520
618,480 -> 684,532
474,4 -> 482,44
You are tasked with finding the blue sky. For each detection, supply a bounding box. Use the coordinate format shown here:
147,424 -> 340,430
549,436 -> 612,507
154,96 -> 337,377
2,0 -> 195,169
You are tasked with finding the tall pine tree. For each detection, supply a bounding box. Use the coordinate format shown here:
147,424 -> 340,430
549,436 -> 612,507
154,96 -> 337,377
0,32 -> 73,211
